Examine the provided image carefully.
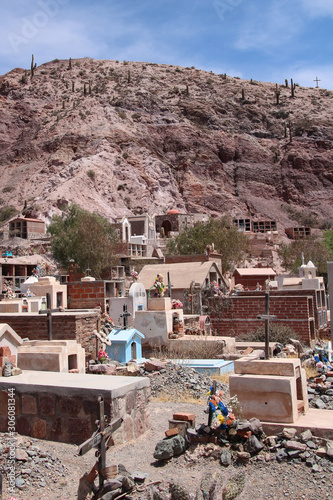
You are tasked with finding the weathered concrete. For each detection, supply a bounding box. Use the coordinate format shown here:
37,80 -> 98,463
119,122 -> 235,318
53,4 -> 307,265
0,371 -> 150,444
17,340 -> 85,373
229,357 -> 308,423
262,409 -> 333,440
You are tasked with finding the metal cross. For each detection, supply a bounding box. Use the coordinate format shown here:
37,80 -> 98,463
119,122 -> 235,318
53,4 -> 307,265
257,291 -> 277,360
77,396 -> 122,494
167,272 -> 173,299
120,303 -> 131,329
313,77 -> 321,88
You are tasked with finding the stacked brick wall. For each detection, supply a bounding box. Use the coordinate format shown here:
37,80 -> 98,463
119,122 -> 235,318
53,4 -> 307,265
0,383 -> 150,444
210,293 -> 313,344
0,312 -> 99,360
67,281 -> 106,312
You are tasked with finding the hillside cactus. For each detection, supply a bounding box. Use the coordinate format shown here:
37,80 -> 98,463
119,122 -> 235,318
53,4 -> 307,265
68,57 -> 72,69
275,83 -> 280,105
291,78 -> 295,97
30,54 -> 37,80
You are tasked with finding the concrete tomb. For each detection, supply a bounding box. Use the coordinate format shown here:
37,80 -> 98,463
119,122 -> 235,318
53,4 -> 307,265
229,356 -> 308,424
0,371 -> 150,444
17,340 -> 85,373
0,323 -> 23,372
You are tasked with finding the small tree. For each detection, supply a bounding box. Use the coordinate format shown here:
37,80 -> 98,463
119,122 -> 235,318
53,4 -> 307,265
48,205 -> 119,278
166,217 -> 247,273
278,236 -> 333,279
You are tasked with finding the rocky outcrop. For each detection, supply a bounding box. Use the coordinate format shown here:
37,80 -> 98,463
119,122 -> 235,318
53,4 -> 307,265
0,59 -> 333,227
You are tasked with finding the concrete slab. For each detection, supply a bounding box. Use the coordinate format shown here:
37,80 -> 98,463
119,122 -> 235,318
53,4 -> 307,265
0,370 -> 149,399
262,409 -> 333,440
0,371 -> 150,444
171,359 -> 234,376
235,341 -> 276,356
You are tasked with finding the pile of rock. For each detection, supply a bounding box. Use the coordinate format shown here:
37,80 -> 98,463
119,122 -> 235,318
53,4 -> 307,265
307,372 -> 333,410
141,360 -> 229,400
184,422 -> 333,473
0,434 -> 68,491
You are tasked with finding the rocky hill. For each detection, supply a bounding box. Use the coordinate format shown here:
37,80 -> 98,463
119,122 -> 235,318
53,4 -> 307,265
1,57 -> 333,229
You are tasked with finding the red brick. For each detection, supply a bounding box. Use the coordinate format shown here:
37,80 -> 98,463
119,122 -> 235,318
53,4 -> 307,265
33,417 -> 46,439
22,394 -> 37,414
173,412 -> 196,422
165,427 -> 179,437
0,346 -> 11,357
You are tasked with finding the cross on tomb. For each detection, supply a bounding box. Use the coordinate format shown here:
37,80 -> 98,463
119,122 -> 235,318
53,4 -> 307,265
167,271 -> 174,299
77,396 -> 122,493
257,291 -> 277,360
120,303 -> 131,329
313,76 -> 321,88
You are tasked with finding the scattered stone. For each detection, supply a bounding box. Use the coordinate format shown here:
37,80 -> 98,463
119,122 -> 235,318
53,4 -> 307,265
300,429 -> 312,442
244,435 -> 264,455
153,435 -> 186,460
236,451 -> 251,464
15,449 -> 29,461
220,448 -> 232,466
326,440 -> 333,458
281,428 -> 297,439
285,441 -> 307,452
313,399 -> 326,409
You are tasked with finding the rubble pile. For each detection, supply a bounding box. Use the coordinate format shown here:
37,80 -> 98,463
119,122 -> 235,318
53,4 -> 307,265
141,360 -> 229,400
0,434 -> 68,491
302,340 -> 333,409
185,423 -> 333,473
307,372 -> 333,410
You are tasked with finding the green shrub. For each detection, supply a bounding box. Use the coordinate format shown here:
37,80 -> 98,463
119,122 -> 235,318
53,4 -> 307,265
0,205 -> 18,222
236,324 -> 301,345
87,169 -> 96,181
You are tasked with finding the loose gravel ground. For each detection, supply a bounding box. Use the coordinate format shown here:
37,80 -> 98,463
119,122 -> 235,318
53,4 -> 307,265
1,362 -> 332,500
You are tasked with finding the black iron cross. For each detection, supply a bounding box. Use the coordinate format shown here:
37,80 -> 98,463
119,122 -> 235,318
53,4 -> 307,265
167,272 -> 173,299
257,291 -> 277,360
120,303 -> 131,329
313,77 -> 321,88
77,396 -> 122,493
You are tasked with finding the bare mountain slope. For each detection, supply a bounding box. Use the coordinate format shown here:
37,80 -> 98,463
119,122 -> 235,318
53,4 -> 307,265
1,58 -> 333,228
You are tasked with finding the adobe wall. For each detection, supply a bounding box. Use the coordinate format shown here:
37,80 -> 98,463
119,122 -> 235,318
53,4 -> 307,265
0,372 -> 150,444
0,312 -> 100,360
67,281 -> 106,312
210,293 -> 313,343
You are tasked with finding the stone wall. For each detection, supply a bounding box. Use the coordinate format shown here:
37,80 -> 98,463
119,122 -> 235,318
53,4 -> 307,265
0,374 -> 150,444
210,292 -> 314,344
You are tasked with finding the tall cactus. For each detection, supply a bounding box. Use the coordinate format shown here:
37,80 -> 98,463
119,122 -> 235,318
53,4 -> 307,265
291,78 -> 295,97
275,83 -> 280,105
30,54 -> 37,80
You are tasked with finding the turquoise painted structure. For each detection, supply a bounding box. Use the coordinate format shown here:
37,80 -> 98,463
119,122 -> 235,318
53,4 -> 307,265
106,328 -> 144,363
171,359 -> 234,376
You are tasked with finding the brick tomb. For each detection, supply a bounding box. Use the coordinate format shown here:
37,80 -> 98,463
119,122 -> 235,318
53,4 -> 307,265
0,371 -> 150,444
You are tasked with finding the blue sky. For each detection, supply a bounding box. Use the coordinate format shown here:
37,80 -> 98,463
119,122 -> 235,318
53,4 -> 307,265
1,0 -> 333,89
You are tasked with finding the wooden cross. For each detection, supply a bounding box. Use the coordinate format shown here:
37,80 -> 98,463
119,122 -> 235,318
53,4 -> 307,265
257,292 -> 277,360
77,396 -> 122,493
313,76 -> 321,88
120,303 -> 131,329
167,272 -> 173,299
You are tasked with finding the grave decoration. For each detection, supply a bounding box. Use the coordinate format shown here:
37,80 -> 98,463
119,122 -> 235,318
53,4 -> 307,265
131,269 -> 139,282
172,299 -> 183,309
206,381 -> 236,430
153,274 -> 165,297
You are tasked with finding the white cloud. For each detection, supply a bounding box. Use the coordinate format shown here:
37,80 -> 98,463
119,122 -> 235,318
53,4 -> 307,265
234,1 -> 303,51
292,65 -> 333,90
300,0 -> 333,18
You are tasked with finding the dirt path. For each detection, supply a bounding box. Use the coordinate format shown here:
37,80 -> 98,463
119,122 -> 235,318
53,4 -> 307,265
1,401 -> 333,500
